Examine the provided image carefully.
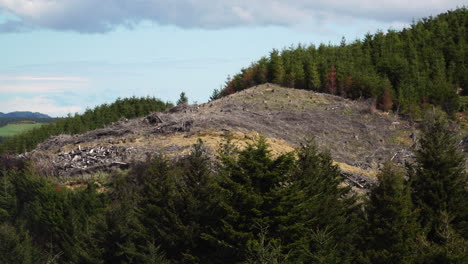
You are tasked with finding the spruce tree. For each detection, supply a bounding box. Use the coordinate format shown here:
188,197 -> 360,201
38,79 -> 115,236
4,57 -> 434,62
410,109 -> 467,243
268,49 -> 285,85
177,92 -> 188,105
176,139 -> 224,263
0,224 -> 35,264
363,162 -> 418,264
0,170 -> 16,223
279,139 -> 357,263
214,136 -> 294,262
136,154 -> 186,260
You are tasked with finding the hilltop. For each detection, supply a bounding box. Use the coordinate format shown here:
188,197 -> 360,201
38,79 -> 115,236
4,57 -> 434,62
1,8 -> 466,264
217,8 -> 467,117
27,84 -> 417,190
0,111 -> 51,119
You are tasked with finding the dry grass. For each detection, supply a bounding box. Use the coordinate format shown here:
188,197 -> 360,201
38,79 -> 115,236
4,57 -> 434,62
392,131 -> 414,146
139,130 -> 294,157
208,84 -> 337,112
33,83 -> 418,189
334,161 -> 377,179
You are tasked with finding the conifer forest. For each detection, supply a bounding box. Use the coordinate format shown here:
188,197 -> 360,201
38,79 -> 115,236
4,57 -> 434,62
0,7 -> 467,264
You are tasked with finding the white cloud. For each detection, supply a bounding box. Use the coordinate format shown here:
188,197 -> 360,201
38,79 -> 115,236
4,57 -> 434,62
0,0 -> 464,33
0,75 -> 89,93
0,96 -> 81,117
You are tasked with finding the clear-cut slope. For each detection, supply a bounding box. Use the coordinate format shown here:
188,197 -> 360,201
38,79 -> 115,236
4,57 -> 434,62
28,84 -> 416,189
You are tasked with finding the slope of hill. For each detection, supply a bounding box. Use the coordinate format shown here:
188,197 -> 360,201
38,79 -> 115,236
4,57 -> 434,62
27,84 -> 417,190
216,8 -> 467,116
0,97 -> 171,154
0,111 -> 51,118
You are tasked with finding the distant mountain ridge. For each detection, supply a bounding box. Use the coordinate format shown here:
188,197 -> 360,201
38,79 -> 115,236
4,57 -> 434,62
0,111 -> 51,118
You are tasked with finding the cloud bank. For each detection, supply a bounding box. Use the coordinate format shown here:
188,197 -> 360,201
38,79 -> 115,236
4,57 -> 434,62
0,96 -> 81,117
0,0 -> 464,33
0,75 -> 89,93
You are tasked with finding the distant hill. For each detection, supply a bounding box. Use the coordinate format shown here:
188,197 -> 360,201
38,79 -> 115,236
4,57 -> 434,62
0,111 -> 51,118
26,84 -> 417,191
218,7 -> 467,116
0,96 -> 171,154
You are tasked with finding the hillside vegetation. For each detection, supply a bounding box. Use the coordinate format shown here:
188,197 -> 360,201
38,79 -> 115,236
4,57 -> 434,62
0,110 -> 466,263
215,8 -> 467,117
0,8 -> 466,264
25,84 -> 414,186
0,117 -> 54,127
0,97 -> 171,154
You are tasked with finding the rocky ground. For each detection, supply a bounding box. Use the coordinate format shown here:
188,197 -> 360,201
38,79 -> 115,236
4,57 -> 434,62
26,84 -> 421,191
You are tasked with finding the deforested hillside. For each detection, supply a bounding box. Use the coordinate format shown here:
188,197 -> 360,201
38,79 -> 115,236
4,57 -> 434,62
215,8 -> 467,116
1,7 -> 467,264
0,97 -> 172,154
26,84 -> 417,190
2,85 -> 466,263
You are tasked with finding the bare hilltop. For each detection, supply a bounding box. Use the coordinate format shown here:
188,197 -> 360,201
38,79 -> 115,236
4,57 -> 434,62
25,84 -> 419,191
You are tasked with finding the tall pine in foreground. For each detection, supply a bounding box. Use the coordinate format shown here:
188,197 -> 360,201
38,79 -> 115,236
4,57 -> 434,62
279,140 -> 358,263
214,136 -> 295,263
176,139 -> 224,263
362,162 -> 418,264
410,109 -> 467,262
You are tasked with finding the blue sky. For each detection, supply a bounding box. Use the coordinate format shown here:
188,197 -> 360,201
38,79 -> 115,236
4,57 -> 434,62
0,1 -> 464,117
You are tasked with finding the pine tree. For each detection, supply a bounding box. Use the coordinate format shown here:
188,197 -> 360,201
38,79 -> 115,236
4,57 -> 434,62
279,139 -> 358,263
177,139 -> 224,263
0,224 -> 35,264
253,57 -> 269,84
410,109 -> 467,243
363,162 -> 418,263
103,201 -> 148,263
214,136 -> 294,262
177,92 -> 189,105
0,170 -> 16,223
268,49 -> 285,85
136,155 -> 186,260
209,88 -> 221,102
304,56 -> 321,91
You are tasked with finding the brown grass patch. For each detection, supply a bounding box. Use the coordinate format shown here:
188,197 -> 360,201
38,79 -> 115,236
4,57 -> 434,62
334,161 -> 377,179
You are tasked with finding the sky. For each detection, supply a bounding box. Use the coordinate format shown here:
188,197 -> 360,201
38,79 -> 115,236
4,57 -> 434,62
0,1 -> 465,117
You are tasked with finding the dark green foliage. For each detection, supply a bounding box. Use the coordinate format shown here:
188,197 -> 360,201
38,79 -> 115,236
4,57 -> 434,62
209,88 -> 221,101
0,118 -> 466,262
279,140 -> 358,263
137,155 -> 188,260
410,109 -> 467,244
411,110 -> 467,239
0,224 -> 36,264
177,92 -> 189,105
0,165 -> 108,263
107,139 -> 224,263
217,8 -> 467,116
102,201 -> 148,263
0,170 -> 17,222
213,136 -> 295,262
0,96 -> 171,154
245,224 -> 287,264
176,139 -> 224,262
361,162 -> 418,264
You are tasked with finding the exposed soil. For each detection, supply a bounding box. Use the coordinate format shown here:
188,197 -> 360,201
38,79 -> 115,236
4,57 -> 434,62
26,84 -> 418,191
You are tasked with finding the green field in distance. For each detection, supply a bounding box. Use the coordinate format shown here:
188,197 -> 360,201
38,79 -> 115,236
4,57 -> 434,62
0,123 -> 45,137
